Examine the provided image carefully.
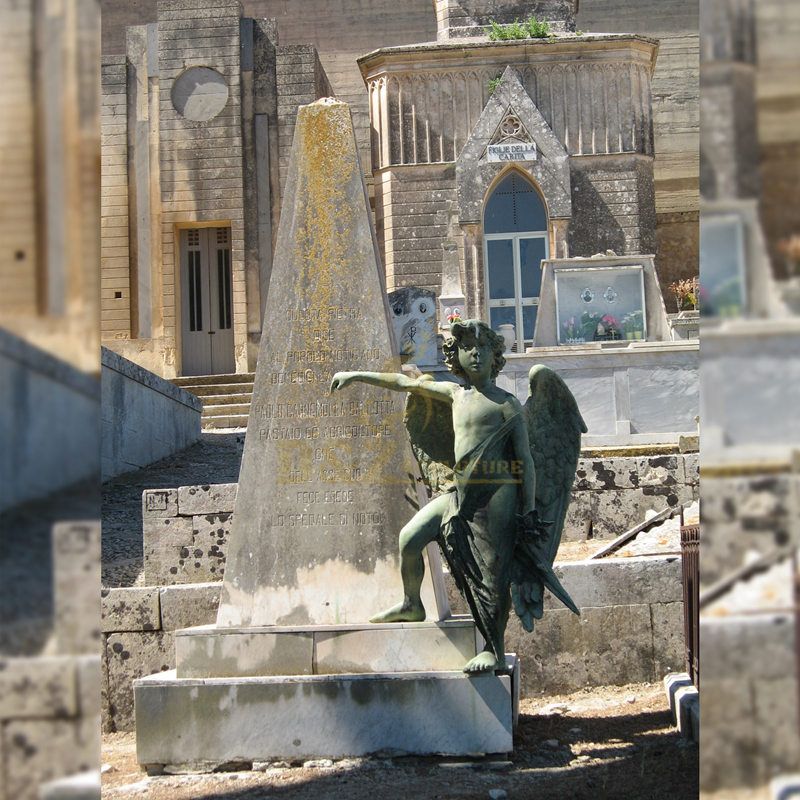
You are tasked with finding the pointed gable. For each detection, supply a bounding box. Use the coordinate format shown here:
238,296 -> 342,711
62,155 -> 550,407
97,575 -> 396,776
456,66 -> 571,224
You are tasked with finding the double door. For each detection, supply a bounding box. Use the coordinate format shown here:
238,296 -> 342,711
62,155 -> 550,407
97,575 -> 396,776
180,227 -> 235,376
484,232 -> 548,353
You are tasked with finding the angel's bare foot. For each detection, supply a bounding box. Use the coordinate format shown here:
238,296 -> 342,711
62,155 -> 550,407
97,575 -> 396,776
370,599 -> 425,623
463,650 -> 506,674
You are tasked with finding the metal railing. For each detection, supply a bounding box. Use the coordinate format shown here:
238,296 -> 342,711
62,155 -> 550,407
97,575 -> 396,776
680,512 -> 700,687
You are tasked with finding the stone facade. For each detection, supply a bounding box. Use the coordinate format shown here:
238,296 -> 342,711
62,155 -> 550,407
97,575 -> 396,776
100,0 -> 332,377
99,0 -> 700,378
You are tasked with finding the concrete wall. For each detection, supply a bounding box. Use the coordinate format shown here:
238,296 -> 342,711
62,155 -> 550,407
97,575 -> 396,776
101,554 -> 684,731
101,347 -> 202,481
0,329 -> 99,514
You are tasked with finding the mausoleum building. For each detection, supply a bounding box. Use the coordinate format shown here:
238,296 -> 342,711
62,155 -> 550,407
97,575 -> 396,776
99,0 -> 692,377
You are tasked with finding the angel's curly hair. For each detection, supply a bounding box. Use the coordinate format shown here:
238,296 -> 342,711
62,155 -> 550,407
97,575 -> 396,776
443,319 -> 506,380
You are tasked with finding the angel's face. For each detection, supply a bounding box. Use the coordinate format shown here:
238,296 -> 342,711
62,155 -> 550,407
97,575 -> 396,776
457,333 -> 493,383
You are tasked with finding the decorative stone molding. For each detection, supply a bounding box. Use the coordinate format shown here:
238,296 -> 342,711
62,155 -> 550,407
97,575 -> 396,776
456,66 -> 571,225
360,37 -> 657,171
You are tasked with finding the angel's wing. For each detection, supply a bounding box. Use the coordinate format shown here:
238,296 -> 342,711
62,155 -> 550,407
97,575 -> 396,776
511,364 -> 587,631
404,377 -> 456,497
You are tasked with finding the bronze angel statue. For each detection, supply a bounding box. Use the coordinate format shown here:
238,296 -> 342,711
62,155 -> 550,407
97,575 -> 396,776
330,319 -> 586,673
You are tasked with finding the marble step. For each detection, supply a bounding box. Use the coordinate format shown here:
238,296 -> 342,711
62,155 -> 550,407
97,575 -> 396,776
175,618 -> 481,679
201,402 -> 251,417
135,656 -> 518,767
202,414 -> 249,429
184,383 -> 254,398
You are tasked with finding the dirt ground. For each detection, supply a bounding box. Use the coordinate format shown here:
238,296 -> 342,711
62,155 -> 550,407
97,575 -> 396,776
102,682 -> 698,799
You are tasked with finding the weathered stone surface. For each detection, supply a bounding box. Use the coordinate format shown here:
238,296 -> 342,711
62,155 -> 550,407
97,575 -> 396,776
142,488 -> 178,518
651,602 -> 685,678
159,583 -> 221,631
592,486 -> 693,538
509,604 -> 655,694
104,632 -> 174,732
217,99 -> 443,628
176,627 -> 314,678
135,667 -> 513,764
52,521 -> 101,655
573,458 -> 641,490
0,657 -> 77,720
39,771 -> 101,800
177,483 -> 237,515
101,587 -> 161,632
76,655 -> 101,718
547,557 -> 682,609
3,717 -> 98,800
682,453 -> 699,485
314,621 -> 476,674
143,513 -> 230,585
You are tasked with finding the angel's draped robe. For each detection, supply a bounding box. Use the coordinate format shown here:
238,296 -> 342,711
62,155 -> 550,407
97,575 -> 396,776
438,412 -> 522,663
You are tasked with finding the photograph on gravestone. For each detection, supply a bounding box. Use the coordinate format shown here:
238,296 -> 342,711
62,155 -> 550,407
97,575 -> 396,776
216,99 -> 446,628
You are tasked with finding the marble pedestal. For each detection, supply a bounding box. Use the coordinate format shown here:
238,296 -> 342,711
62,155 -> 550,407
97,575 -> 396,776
134,619 -> 520,768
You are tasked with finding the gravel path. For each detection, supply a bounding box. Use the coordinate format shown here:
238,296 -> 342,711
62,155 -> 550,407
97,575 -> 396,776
102,431 -> 244,587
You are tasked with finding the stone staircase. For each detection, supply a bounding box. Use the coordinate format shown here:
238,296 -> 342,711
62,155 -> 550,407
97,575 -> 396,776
172,372 -> 254,429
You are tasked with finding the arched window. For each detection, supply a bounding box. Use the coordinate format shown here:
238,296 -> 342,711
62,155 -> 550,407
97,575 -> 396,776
483,172 -> 549,352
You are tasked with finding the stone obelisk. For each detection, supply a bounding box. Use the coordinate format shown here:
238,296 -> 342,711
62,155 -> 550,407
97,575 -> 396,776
216,98 -> 444,628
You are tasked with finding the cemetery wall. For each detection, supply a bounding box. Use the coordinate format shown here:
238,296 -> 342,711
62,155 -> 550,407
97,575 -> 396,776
101,347 -> 202,481
0,330 -> 98,513
101,555 -> 684,731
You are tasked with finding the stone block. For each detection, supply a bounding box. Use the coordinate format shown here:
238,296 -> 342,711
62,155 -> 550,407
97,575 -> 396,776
635,455 -> 680,487
176,627 -> 314,678
147,511 -> 231,585
562,490 -> 593,541
674,684 -> 699,739
0,657 -> 77,720
142,488 -> 178,518
592,486 -> 692,539
135,667 -> 514,765
547,557 -> 682,609
652,602 -> 686,678
508,604 -> 655,695
104,632 -> 174,732
2,717 -> 98,800
76,655 -> 101,718
663,672 -> 693,722
101,587 -> 160,632
143,516 -> 194,584
52,521 -> 101,655
159,583 -> 222,631
39,771 -> 101,800
314,621 -> 477,674
753,677 -> 800,776
682,453 -> 699,485
177,483 -> 238,516
573,457 -> 640,490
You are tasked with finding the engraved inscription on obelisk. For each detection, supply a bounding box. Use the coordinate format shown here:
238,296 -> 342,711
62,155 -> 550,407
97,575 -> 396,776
217,99 -> 444,627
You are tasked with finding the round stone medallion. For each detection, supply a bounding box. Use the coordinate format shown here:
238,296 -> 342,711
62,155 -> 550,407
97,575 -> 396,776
171,67 -> 229,122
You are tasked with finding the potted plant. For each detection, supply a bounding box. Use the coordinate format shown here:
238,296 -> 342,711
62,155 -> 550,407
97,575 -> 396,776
561,316 -> 583,345
599,314 -> 621,340
580,311 -> 600,341
668,277 -> 699,313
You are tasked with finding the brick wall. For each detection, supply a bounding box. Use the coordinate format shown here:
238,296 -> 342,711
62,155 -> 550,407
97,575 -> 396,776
101,56 -> 132,340
568,156 -> 658,259
374,165 -> 457,293
275,45 -> 333,195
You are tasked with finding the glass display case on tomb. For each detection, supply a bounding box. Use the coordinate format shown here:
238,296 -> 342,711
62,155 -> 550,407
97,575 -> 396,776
554,264 -> 646,344
531,254 -> 671,348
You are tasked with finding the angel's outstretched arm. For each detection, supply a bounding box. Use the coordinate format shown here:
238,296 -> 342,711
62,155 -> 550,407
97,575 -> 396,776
330,371 -> 455,403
